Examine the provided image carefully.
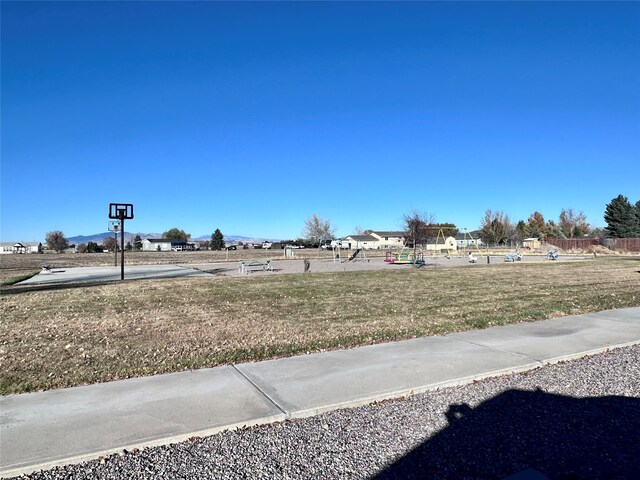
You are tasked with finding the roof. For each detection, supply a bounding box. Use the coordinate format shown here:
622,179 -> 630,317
367,231 -> 406,237
0,242 -> 42,247
145,238 -> 191,245
346,235 -> 378,242
523,237 -> 541,241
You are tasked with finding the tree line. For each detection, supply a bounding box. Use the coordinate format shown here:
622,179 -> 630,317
41,194 -> 640,253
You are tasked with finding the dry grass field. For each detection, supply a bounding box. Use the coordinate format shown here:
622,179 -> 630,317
1,257 -> 638,394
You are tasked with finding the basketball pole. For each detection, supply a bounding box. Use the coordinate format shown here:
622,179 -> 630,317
120,215 -> 125,280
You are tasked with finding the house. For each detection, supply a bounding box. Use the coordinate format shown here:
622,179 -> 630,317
455,231 -> 483,248
142,239 -> 198,252
343,234 -> 377,250
342,230 -> 406,250
367,231 -> 406,249
522,238 -> 542,250
0,242 -> 43,254
425,236 -> 458,252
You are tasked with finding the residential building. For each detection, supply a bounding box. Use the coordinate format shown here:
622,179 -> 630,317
142,239 -> 198,252
0,242 -> 43,254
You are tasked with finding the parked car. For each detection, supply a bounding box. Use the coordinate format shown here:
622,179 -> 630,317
226,245 -> 237,250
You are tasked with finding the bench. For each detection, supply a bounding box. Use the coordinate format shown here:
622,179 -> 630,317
239,260 -> 272,274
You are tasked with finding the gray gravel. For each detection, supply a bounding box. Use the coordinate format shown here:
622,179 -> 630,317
18,345 -> 640,480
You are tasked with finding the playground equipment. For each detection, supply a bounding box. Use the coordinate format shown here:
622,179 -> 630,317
385,242 -> 426,266
434,228 -> 456,258
504,253 -> 522,262
459,229 -> 482,257
345,248 -> 368,263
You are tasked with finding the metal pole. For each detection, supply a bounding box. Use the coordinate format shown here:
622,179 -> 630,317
120,218 -> 125,280
114,232 -> 118,267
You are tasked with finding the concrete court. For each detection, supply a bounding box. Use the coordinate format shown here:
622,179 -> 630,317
1,307 -> 638,478
18,264 -> 211,285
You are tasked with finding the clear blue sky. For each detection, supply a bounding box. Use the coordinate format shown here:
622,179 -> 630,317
2,1 -> 639,241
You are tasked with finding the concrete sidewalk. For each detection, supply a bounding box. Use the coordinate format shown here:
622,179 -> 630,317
1,307 -> 638,478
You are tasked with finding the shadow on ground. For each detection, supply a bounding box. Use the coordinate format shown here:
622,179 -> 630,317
376,389 -> 640,479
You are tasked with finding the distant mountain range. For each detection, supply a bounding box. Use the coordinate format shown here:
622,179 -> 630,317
66,232 -> 278,245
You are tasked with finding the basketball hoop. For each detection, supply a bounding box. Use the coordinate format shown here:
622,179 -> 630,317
108,203 -> 134,280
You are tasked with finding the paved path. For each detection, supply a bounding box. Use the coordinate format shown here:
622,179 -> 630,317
1,307 -> 638,478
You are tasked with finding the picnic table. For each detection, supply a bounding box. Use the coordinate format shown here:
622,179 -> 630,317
239,260 -> 272,274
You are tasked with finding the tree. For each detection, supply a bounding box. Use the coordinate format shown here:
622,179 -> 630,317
303,214 -> 335,246
211,229 -> 225,250
514,220 -> 528,243
162,228 -> 190,241
479,210 -> 511,245
126,241 -> 133,251
133,235 -> 143,250
403,210 -> 435,260
422,223 -> 459,242
45,230 -> 69,253
76,243 -> 88,253
199,240 -> 210,250
104,236 -> 119,252
604,195 -> 638,238
545,220 -> 565,239
87,241 -> 100,253
559,208 -> 589,238
526,211 -> 547,239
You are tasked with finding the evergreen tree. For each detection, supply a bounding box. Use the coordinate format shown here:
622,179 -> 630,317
526,212 -> 547,239
604,195 -> 636,238
133,235 -> 143,250
211,229 -> 225,250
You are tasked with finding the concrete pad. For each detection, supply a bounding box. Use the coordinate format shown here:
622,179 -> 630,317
448,308 -> 640,363
0,366 -> 284,477
18,265 -> 210,285
235,336 -> 538,417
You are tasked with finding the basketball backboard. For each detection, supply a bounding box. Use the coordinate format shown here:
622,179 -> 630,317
109,203 -> 134,220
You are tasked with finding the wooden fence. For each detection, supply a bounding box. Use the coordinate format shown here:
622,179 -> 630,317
606,238 -> 640,252
547,237 -> 640,252
546,238 -> 600,250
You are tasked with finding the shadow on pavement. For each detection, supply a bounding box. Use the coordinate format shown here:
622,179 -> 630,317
375,389 -> 640,479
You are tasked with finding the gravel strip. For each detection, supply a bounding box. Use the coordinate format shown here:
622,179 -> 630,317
18,345 -> 640,480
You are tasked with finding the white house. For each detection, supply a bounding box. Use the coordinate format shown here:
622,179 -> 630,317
0,242 -> 43,254
343,230 -> 407,250
455,231 -> 483,249
142,239 -> 198,252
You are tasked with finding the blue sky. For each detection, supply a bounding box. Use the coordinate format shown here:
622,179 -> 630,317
2,1 -> 639,241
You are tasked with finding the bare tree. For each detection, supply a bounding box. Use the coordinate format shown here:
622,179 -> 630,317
303,214 -> 335,245
353,225 -> 364,235
559,208 -> 590,238
45,230 -> 69,253
403,210 -> 435,259
104,236 -> 118,252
